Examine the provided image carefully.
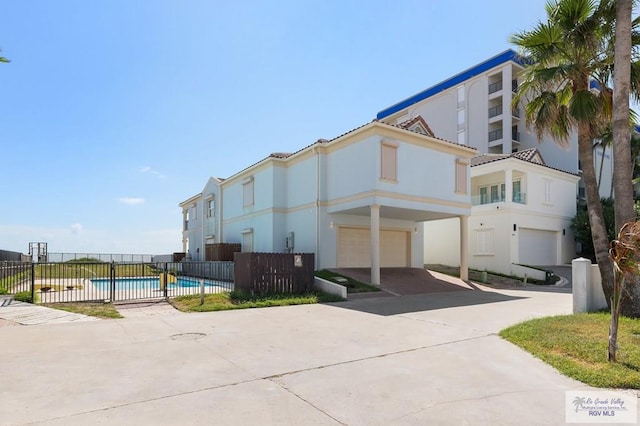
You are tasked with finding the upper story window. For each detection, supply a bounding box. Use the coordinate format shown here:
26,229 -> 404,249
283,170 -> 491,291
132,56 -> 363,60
243,177 -> 254,207
381,141 -> 398,181
478,183 -> 505,204
455,159 -> 468,194
457,85 -> 465,105
513,180 -> 524,203
207,198 -> 215,218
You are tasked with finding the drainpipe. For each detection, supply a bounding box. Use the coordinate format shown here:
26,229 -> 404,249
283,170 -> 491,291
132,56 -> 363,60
201,196 -> 205,261
218,184 -> 224,244
314,146 -> 321,269
182,209 -> 187,253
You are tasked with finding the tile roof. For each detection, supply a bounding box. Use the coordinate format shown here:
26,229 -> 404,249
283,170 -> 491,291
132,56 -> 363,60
269,152 -> 293,159
224,118 -> 474,183
511,148 -> 544,163
470,148 -> 576,175
396,115 -> 436,137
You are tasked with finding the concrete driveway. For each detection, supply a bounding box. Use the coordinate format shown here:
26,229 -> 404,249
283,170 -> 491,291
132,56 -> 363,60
0,286 -> 634,425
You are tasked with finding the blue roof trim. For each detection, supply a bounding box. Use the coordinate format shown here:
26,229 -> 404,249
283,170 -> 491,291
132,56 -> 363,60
376,49 -> 527,120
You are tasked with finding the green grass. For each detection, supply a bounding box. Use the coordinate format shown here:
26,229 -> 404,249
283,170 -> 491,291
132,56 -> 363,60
43,302 -> 123,319
32,263 -> 157,279
500,312 -> 640,389
171,290 -> 344,313
14,291 -> 38,303
315,270 -> 381,293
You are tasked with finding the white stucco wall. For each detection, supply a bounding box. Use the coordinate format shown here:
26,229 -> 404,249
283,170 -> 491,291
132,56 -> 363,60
189,122 -> 473,271
326,133 -> 472,217
424,217 -> 460,266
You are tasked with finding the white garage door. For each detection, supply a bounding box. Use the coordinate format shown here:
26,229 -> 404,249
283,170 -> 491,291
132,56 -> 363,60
518,228 -> 557,265
337,227 -> 410,268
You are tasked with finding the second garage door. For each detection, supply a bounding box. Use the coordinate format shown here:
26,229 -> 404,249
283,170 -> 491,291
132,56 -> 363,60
337,227 -> 410,268
518,228 -> 557,265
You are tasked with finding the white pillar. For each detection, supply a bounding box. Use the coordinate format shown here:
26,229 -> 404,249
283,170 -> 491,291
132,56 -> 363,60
371,204 -> 381,285
572,257 -> 591,313
460,215 -> 469,281
505,168 -> 512,204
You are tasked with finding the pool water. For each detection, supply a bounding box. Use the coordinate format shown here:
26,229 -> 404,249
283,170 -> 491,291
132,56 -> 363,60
91,277 -> 224,290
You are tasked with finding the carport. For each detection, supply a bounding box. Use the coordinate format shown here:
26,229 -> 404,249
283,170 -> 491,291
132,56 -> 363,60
328,203 -> 471,285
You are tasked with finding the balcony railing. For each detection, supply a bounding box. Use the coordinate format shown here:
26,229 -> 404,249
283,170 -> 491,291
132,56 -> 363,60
488,80 -> 503,94
472,191 -> 528,206
512,192 -> 527,204
488,128 -> 503,142
472,194 -> 504,206
488,104 -> 503,118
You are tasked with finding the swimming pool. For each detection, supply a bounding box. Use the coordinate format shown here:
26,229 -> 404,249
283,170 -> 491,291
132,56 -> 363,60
91,277 -> 226,290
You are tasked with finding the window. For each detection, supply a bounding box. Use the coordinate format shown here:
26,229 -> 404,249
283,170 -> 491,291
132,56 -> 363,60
457,85 -> 465,104
381,141 -> 398,181
544,179 -> 552,204
243,177 -> 254,207
513,180 -> 522,203
457,130 -> 465,144
479,187 -> 488,204
455,159 -> 468,194
476,229 -> 493,255
490,185 -> 499,202
207,198 -> 215,218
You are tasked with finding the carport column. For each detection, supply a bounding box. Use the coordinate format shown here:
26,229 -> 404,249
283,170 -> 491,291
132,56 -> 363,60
460,215 -> 469,281
371,204 -> 381,285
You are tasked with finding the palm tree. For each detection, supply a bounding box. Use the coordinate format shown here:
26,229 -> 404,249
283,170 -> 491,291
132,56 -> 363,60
0,48 -> 9,63
612,0 -> 635,227
611,0 -> 640,320
512,0 -> 617,303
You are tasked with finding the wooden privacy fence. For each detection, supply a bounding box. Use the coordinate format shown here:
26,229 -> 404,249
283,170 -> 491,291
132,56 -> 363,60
206,243 -> 241,261
234,252 -> 314,295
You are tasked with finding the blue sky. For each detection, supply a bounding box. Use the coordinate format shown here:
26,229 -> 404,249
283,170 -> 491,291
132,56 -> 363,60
0,0 -> 549,255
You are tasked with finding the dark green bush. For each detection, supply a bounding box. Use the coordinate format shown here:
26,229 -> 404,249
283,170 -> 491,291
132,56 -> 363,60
13,291 -> 33,303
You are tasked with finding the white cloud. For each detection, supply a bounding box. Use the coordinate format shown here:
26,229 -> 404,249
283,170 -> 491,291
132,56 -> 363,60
70,223 -> 83,234
119,197 -> 145,205
139,165 -> 166,179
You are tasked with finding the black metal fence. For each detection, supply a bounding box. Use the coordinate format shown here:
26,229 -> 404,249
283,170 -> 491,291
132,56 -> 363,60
3,261 -> 234,304
0,262 -> 31,295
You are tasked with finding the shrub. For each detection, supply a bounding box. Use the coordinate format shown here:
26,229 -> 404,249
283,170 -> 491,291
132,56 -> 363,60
14,291 -> 34,303
65,257 -> 104,264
